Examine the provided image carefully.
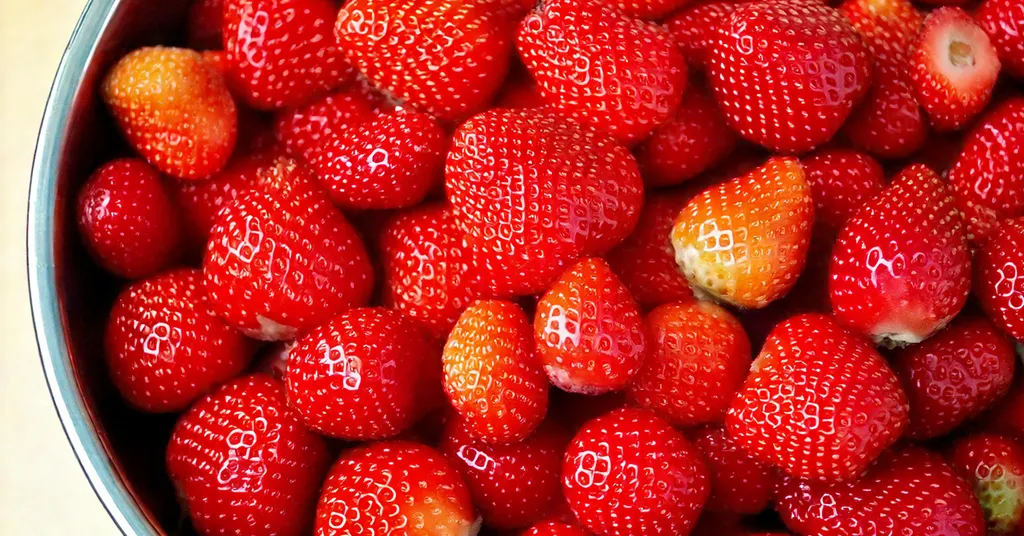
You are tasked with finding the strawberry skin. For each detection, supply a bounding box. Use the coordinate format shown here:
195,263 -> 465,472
446,108 -> 643,296
534,258 -> 647,395
726,314 -> 909,481
627,301 -> 751,427
517,0 -> 688,144
977,0 -> 1024,79
839,0 -> 923,66
671,157 -> 814,309
77,158 -> 181,279
844,60 -> 929,159
105,269 -> 255,413
707,1 -> 872,153
690,424 -> 777,515
101,46 -> 236,180
224,0 -> 354,110
801,149 -> 885,232
950,433 -> 1024,534
273,89 -> 377,163
665,2 -> 739,71
167,374 -> 332,536
314,441 -> 480,536
976,218 -> 1024,340
524,522 -> 591,536
203,156 -> 374,341
562,407 -> 710,536
443,300 -> 549,444
830,164 -> 971,346
606,0 -> 695,20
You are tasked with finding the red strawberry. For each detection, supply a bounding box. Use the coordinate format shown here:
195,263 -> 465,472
77,158 -> 181,279
690,425 -> 777,515
950,432 -> 1024,534
187,0 -> 224,49
534,258 -> 647,395
984,376 -> 1024,441
801,148 -> 885,231
440,417 -> 570,529
893,316 -> 1016,439
726,314 -> 909,481
517,0 -> 688,144
977,0 -> 1024,79
671,157 -> 814,309
443,300 -> 549,444
665,2 -> 740,72
273,89 -> 377,163
910,7 -> 1001,132
606,0 -> 695,20
606,190 -> 694,308
101,46 -> 237,179
839,0 -> 923,66
844,60 -> 929,159
635,82 -> 738,187
309,110 -> 446,210
335,0 -> 524,122
446,108 -> 644,296
627,301 -> 751,427
167,374 -> 331,536
286,308 -> 432,440
976,218 -> 1024,340
105,269 -> 255,413
948,99 -> 1024,244
776,446 -> 985,536
224,0 -> 354,110
203,156 -> 374,341
562,407 -> 710,536
524,521 -> 591,536
830,164 -> 971,346
707,1 -> 872,153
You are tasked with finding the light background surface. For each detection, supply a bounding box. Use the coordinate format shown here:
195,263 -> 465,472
1,1 -> 122,534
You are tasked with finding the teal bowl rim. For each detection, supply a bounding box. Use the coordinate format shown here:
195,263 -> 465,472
27,0 -> 159,534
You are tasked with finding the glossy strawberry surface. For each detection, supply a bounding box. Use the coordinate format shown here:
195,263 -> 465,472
666,2 -> 739,72
273,88 -> 377,163
691,424 -> 777,515
801,149 -> 885,232
950,432 -> 1024,534
975,218 -> 1024,340
977,0 -> 1024,79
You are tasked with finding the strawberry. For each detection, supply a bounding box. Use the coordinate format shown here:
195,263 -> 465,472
77,158 -> 182,279
203,156 -> 374,341
635,82 -> 739,187
627,301 -> 751,427
223,0 -> 354,110
105,269 -> 255,413
562,407 -> 710,536
606,0 -> 695,20
775,446 -> 985,536
309,110 -> 447,210
690,425 -> 777,515
440,417 -> 570,529
517,0 -> 688,144
446,108 -> 644,296
534,258 -> 647,395
844,60 -> 929,159
984,376 -> 1024,441
187,0 -> 224,49
335,0 -> 524,122
524,521 -> 591,536
801,148 -> 885,231
286,308 -> 432,440
830,164 -> 971,346
167,374 -> 331,536
671,157 -> 814,309
893,316 -> 1017,439
726,314 -> 908,481
948,99 -> 1024,244
273,89 -> 377,163
910,7 -> 1001,132
606,190 -> 694,308
839,0 -> 923,66
442,300 -> 549,444
314,441 -> 479,536
950,433 -> 1024,534
665,2 -> 740,72
977,0 -> 1024,79
976,218 -> 1024,340
101,46 -> 237,180
707,1 -> 872,153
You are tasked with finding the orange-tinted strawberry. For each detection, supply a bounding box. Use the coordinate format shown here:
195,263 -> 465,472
168,374 -> 332,536
707,1 -> 872,153
727,314 -> 909,481
950,432 -> 1024,534
690,424 -> 777,515
976,218 -> 1024,340
844,60 -> 929,159
665,2 -> 740,72
628,301 -> 751,427
562,408 -> 710,536
523,521 -> 591,536
101,46 -> 236,180
187,0 -> 225,49
203,156 -> 374,341
446,108 -> 644,296
801,148 -> 885,232
314,441 -> 480,536
671,157 -> 814,309
830,164 -> 971,346
273,89 -> 377,163
517,0 -> 688,144
977,0 -> 1024,79
443,300 -> 549,444
534,258 -> 647,395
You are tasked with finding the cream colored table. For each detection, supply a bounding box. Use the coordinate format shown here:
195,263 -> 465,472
1,1 -> 121,534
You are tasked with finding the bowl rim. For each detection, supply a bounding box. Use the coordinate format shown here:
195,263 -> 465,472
27,0 -> 159,534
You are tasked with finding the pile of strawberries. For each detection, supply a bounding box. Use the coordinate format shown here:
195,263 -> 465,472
73,0 -> 1024,534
